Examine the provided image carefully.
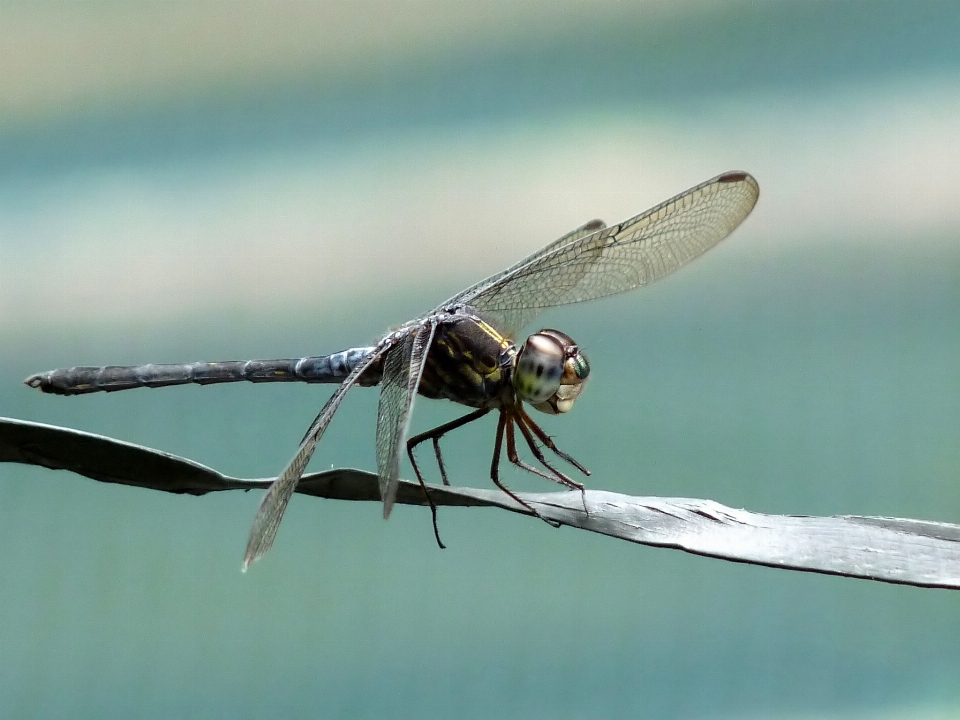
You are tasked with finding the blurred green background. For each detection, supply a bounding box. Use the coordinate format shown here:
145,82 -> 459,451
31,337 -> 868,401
2,2 -> 960,718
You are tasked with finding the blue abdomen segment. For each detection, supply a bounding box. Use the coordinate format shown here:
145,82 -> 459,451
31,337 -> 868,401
25,347 -> 378,395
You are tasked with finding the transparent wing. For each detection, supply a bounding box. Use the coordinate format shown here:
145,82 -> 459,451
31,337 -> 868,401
446,172 -> 759,334
376,321 -> 436,519
242,344 -> 389,570
440,218 -> 606,318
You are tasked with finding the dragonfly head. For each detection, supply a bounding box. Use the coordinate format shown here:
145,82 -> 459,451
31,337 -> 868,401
514,329 -> 590,415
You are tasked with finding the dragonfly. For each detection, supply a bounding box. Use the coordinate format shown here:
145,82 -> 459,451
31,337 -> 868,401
26,171 -> 759,569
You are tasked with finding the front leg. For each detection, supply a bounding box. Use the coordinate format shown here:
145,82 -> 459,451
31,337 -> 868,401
518,406 -> 590,476
492,412 -> 561,528
512,414 -> 584,493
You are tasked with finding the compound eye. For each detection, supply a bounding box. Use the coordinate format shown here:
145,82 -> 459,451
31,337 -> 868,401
513,333 -> 565,404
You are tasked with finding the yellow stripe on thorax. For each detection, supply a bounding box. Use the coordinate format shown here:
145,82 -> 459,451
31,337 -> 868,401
474,318 -> 512,351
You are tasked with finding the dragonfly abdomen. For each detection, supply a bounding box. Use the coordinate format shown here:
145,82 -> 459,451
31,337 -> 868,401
25,347 -> 379,395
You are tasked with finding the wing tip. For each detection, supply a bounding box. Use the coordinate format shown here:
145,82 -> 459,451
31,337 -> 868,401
716,171 -> 760,205
717,171 -> 758,188
241,541 -> 264,572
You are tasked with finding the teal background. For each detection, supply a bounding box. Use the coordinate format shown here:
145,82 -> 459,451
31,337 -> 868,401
2,3 -> 960,718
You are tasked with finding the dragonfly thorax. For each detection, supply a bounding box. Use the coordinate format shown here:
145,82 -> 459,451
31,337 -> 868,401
513,329 -> 589,415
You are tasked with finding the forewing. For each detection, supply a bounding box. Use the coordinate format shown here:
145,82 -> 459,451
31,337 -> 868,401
453,172 -> 759,333
441,218 -> 606,310
376,322 -> 437,519
242,344 -> 387,570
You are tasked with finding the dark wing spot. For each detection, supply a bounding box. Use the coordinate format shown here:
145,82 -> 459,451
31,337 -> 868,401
719,172 -> 749,183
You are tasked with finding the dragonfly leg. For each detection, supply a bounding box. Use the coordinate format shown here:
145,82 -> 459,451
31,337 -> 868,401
513,414 -> 584,492
432,437 -> 447,485
407,408 -> 490,548
518,407 -> 590,476
407,408 -> 490,485
406,449 -> 445,550
515,413 -> 588,516
506,416 -> 573,486
499,414 -> 561,529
